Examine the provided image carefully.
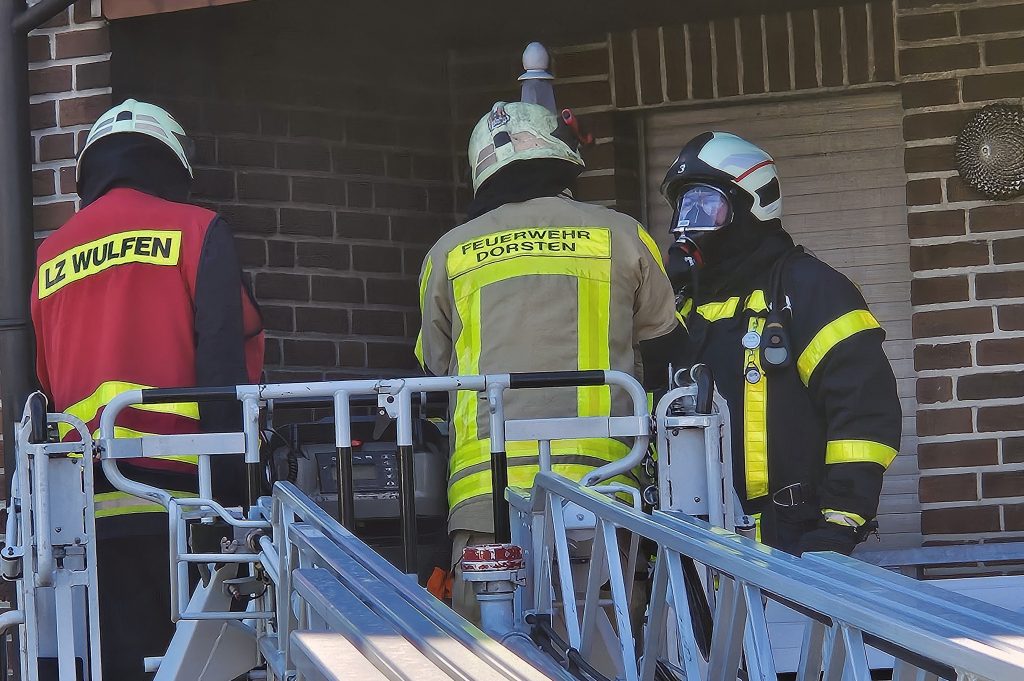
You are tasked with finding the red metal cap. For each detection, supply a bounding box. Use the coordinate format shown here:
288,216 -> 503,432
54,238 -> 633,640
461,543 -> 524,572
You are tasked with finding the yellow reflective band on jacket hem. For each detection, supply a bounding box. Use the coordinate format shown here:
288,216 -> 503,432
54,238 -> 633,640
61,380 -> 199,433
449,465 -> 637,509
797,309 -> 881,386
825,439 -> 898,468
744,316 -> 768,500
414,256 -> 433,367
752,512 -> 762,543
94,489 -> 197,518
823,508 -> 867,527
450,438 -> 629,475
636,224 -> 667,275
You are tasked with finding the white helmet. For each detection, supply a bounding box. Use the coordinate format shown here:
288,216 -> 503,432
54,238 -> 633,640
468,101 -> 584,193
77,99 -> 194,181
660,132 -> 782,227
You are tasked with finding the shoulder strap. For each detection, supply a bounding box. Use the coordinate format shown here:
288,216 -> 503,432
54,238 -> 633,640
767,245 -> 804,313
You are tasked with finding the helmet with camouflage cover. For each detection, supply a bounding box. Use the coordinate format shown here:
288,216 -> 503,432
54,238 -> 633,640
468,101 -> 584,193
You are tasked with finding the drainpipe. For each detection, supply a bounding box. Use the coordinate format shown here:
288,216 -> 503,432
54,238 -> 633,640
0,0 -> 77,495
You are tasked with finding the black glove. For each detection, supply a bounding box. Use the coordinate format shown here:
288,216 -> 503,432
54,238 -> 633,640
796,521 -> 859,556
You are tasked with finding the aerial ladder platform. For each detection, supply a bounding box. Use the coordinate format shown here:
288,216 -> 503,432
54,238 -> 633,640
2,369 -> 1024,681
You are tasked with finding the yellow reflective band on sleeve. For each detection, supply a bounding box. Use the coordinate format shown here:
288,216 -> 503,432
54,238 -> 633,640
825,439 -> 898,468
823,508 -> 867,527
95,489 -> 198,518
414,257 -> 434,367
797,309 -> 881,386
446,227 -> 611,279
753,513 -> 762,543
744,316 -> 769,500
636,224 -> 667,275
38,230 -> 182,299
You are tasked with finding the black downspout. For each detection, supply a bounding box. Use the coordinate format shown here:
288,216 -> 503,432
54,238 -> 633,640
0,0 -> 37,499
0,0 -> 76,497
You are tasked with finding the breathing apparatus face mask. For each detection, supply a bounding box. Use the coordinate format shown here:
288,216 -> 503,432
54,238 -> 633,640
666,183 -> 735,292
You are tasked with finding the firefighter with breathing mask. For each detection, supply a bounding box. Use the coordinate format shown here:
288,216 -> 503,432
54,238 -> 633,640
661,131 -> 902,556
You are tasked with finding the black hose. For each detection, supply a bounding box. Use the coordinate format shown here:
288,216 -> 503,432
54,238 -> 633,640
525,613 -> 614,681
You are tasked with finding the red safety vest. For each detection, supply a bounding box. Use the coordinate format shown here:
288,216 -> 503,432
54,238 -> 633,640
31,187 -> 264,476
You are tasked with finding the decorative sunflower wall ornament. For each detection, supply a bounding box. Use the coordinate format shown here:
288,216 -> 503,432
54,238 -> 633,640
955,102 -> 1024,200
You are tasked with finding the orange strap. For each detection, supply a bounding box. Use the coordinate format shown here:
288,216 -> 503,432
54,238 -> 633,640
426,567 -> 453,601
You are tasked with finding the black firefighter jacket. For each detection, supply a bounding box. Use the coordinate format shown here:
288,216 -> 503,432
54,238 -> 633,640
681,236 -> 902,552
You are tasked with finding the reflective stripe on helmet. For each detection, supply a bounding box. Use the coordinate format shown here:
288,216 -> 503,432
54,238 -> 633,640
78,99 -> 194,180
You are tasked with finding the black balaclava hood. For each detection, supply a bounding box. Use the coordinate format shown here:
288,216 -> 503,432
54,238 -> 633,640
466,158 -> 582,220
78,134 -> 192,208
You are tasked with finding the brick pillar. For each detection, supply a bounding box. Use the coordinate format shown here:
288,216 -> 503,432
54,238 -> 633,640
898,0 -> 1024,542
29,0 -> 111,237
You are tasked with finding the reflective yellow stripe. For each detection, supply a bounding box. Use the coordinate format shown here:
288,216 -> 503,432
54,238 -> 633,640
451,437 -> 628,473
753,512 -> 762,543
449,464 -> 636,508
63,380 -> 199,429
414,256 -> 434,366
696,297 -> 739,322
95,489 -> 197,518
449,249 -> 617,510
694,290 -> 767,322
825,439 -> 898,468
797,310 -> 880,386
744,316 -> 769,500
636,224 -> 667,275
577,259 -> 611,419
823,508 -> 867,527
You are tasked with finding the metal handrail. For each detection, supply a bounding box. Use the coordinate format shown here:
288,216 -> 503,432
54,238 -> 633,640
513,472 -> 1024,681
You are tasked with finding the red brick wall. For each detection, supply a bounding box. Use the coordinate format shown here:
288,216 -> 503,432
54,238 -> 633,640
898,0 -> 1024,542
451,2 -> 898,218
108,6 -> 458,381
29,0 -> 111,234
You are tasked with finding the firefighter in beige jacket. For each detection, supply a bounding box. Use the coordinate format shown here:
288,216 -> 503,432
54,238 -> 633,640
416,101 -> 685,619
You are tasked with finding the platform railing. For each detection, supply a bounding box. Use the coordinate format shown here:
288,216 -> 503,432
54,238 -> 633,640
510,472 -> 1024,681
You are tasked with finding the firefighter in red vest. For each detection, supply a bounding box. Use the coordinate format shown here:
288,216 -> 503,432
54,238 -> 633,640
30,99 -> 264,679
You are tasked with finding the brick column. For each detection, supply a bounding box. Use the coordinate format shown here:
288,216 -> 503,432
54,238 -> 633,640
29,0 -> 111,237
898,0 -> 1024,542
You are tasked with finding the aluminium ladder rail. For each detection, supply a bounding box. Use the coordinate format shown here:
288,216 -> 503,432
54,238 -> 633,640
507,472 -> 1024,681
88,370 -> 650,680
